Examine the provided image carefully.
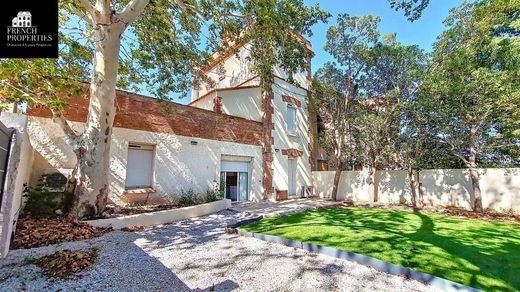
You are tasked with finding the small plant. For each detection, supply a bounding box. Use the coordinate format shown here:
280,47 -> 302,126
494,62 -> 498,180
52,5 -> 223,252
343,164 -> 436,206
23,255 -> 38,265
178,189 -> 199,207
22,175 -> 67,215
90,246 -> 101,257
205,182 -> 224,203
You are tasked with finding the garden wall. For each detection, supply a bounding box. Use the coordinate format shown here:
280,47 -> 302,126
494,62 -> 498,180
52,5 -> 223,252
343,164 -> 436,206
0,112 -> 34,258
313,168 -> 520,213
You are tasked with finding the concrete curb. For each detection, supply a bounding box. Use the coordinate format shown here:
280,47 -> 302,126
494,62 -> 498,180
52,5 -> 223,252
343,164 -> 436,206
85,199 -> 232,229
234,226 -> 481,292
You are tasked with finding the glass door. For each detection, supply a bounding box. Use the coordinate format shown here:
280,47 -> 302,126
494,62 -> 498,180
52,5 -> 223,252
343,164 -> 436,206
238,172 -> 248,201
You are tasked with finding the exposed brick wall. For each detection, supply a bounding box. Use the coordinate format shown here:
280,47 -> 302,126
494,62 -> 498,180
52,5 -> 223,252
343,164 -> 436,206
276,190 -> 288,201
281,95 -> 302,107
281,148 -> 303,158
213,96 -> 222,113
27,90 -> 263,146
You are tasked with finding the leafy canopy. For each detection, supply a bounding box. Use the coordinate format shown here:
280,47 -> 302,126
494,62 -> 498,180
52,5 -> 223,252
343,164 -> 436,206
418,0 -> 520,167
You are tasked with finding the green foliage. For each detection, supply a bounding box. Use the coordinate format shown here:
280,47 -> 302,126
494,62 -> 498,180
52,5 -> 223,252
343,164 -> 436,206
242,207 -> 520,291
22,177 -> 66,216
177,183 -> 224,207
0,0 -> 430,107
205,182 -> 224,203
177,189 -> 200,207
418,0 -> 520,168
314,14 -> 429,170
89,246 -> 101,258
23,256 -> 38,265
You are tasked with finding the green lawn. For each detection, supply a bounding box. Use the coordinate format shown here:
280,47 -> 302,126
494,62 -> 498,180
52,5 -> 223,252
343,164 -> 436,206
241,207 -> 520,291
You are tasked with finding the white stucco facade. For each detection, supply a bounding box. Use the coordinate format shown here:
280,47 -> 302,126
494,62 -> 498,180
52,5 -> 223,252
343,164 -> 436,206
271,78 -> 312,197
27,117 -> 263,204
193,44 -> 257,99
190,40 -> 314,200
190,87 -> 263,122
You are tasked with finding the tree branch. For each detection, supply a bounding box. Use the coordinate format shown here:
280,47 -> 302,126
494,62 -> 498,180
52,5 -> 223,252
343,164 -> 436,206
118,0 -> 150,24
173,0 -> 208,19
68,3 -> 94,26
77,0 -> 96,22
51,110 -> 81,143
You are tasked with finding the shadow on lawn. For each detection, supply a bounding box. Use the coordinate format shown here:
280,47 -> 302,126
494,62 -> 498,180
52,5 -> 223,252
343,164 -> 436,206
246,208 -> 520,291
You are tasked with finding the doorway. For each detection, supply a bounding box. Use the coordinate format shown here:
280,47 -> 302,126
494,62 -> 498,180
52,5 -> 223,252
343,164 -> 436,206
220,171 -> 248,202
220,160 -> 249,202
288,158 -> 297,196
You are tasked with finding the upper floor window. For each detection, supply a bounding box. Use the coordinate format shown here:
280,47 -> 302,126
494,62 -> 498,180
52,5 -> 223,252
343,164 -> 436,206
286,104 -> 297,135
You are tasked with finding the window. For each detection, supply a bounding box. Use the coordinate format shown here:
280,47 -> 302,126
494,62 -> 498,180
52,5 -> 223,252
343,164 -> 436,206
286,105 -> 297,135
125,143 -> 154,188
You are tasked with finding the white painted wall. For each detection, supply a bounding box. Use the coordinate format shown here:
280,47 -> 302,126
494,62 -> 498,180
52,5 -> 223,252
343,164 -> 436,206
191,87 -> 262,122
273,64 -> 309,91
194,43 -> 309,99
0,112 -> 34,258
195,44 -> 257,99
420,168 -> 520,212
272,78 -> 312,197
27,117 -> 264,204
313,168 -> 520,213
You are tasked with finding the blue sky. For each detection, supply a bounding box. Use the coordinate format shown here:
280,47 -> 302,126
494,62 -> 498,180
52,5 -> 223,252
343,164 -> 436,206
163,0 -> 464,104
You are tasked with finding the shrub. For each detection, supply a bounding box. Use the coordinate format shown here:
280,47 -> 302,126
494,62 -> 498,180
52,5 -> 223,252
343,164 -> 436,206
22,175 -> 66,215
205,185 -> 223,203
178,189 -> 199,207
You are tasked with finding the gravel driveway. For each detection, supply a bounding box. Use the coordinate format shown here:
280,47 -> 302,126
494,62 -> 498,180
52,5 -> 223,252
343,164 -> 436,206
0,210 -> 437,291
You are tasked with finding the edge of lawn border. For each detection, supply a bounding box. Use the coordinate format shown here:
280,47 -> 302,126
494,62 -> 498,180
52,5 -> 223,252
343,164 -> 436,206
228,218 -> 481,292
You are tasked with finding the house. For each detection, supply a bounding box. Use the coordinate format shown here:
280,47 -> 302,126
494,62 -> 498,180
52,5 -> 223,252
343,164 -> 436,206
24,39 -> 318,205
12,12 -> 32,27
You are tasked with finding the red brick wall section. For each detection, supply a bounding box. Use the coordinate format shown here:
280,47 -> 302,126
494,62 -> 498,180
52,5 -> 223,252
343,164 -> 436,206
281,148 -> 303,158
276,190 -> 288,201
27,90 -> 263,146
281,95 -> 302,107
213,96 -> 222,113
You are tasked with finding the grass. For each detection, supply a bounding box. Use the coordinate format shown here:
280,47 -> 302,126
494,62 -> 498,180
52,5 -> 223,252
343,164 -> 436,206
241,207 -> 520,291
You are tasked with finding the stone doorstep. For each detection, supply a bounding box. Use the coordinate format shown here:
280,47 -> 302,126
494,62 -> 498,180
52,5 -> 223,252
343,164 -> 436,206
122,188 -> 157,204
232,218 -> 481,292
124,188 -> 155,194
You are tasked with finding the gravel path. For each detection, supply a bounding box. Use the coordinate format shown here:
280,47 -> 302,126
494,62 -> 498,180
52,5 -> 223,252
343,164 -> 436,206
0,210 -> 438,291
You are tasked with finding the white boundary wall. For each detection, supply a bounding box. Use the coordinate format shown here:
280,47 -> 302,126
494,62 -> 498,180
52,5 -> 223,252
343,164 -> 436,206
313,168 -> 520,213
0,112 -> 34,258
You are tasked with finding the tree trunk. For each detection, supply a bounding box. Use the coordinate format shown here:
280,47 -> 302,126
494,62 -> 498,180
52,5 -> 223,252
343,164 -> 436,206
366,151 -> 377,203
407,164 -> 417,208
70,22 -> 125,218
331,155 -> 342,201
468,146 -> 482,212
468,124 -> 483,213
260,78 -> 274,201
